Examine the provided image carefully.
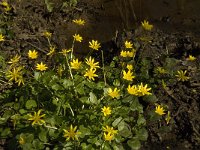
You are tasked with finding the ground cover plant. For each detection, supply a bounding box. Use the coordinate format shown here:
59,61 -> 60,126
0,0 -> 200,150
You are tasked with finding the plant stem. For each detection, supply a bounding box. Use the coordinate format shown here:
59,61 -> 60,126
47,37 -> 52,47
101,50 -> 107,86
68,103 -> 75,117
44,125 -> 58,130
66,56 -> 74,80
26,41 -> 47,54
71,35 -> 76,60
65,55 -> 78,98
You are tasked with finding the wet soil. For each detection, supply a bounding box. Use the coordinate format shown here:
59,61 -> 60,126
0,0 -> 200,149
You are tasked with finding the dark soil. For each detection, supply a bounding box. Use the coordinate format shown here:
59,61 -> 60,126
0,0 -> 200,149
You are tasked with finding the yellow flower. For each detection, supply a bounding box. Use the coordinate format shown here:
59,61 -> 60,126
137,83 -> 152,96
36,62 -> 48,71
11,114 -> 20,128
63,125 -> 81,141
28,109 -> 46,126
165,111 -> 171,125
123,70 -> 135,81
15,76 -> 24,86
0,34 -> 5,41
127,64 -> 133,71
57,65 -> 64,77
85,56 -> 100,69
70,59 -> 82,70
6,67 -> 21,82
126,51 -> 134,57
127,85 -> 138,96
73,34 -> 83,42
28,50 -> 38,59
125,41 -> 133,49
1,1 -> 11,11
4,5 -> 11,11
141,20 -> 153,31
120,50 -> 127,57
6,67 -> 24,86
186,55 -> 196,61
161,79 -> 167,89
84,68 -> 98,80
175,70 -> 190,82
59,48 -> 71,56
19,135 -> 25,145
73,19 -> 85,25
104,132 -> 114,141
155,105 -> 165,116
1,1 -> 9,7
101,106 -> 111,117
47,46 -> 56,56
120,50 -> 134,57
108,88 -> 120,98
103,126 -> 118,135
156,67 -> 167,74
43,31 -> 52,39
8,55 -> 21,65
89,40 -> 101,51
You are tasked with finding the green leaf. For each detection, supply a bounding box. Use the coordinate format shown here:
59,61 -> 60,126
119,125 -> 132,138
164,57 -> 179,74
0,28 -> 6,34
34,71 -> 40,80
143,94 -> 158,103
52,98 -> 59,106
69,0 -> 78,7
0,55 -> 6,69
39,129 -> 48,142
118,120 -> 125,131
113,143 -> 125,150
63,142 -> 73,149
3,110 -> 12,120
136,128 -> 148,141
79,97 -> 90,104
7,30 -> 15,39
76,84 -> 85,95
45,0 -> 54,12
25,100 -> 37,109
122,95 -> 134,103
25,133 -> 34,143
97,81 -> 105,89
48,128 -> 59,138
51,83 -> 62,91
127,139 -> 141,150
0,117 -> 6,124
87,136 -> 98,144
137,115 -> 146,126
130,98 -> 143,113
81,143 -> 94,150
63,79 -> 73,88
112,117 -> 123,127
89,92 -> 98,104
32,139 -> 45,149
102,142 -> 112,150
139,58 -> 151,80
85,81 -> 96,89
1,128 -> 11,137
79,125 -> 91,139
21,143 -> 33,150
13,103 -> 20,110
113,79 -> 121,87
19,109 -> 27,114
